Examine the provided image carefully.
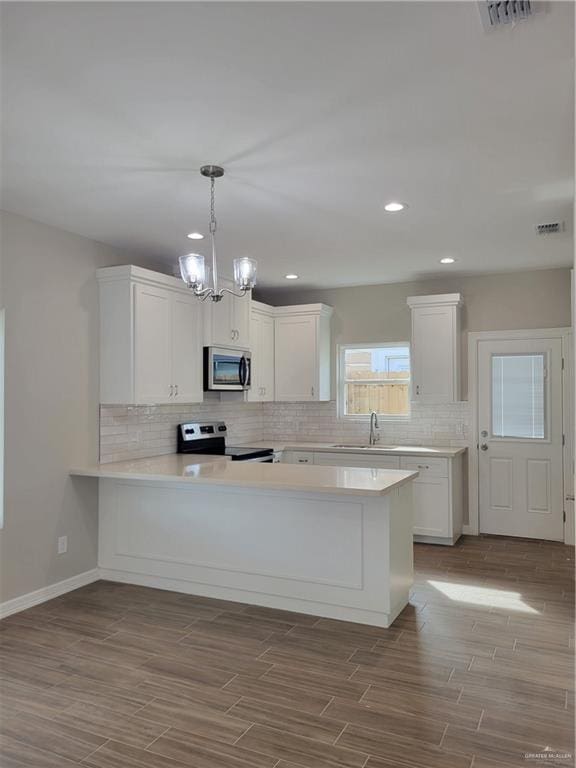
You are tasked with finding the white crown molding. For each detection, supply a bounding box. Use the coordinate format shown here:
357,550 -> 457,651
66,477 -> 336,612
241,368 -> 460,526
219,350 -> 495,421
407,293 -> 462,309
0,568 -> 100,620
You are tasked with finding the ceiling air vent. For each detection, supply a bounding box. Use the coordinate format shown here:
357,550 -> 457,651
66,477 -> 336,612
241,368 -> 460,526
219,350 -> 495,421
535,222 -> 565,235
478,1 -> 545,29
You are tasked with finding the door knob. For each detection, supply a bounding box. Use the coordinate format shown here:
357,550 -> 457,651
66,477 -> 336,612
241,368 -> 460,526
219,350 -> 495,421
480,444 -> 488,451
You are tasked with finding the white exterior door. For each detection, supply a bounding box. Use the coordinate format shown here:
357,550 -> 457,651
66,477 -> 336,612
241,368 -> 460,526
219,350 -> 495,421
172,294 -> 203,403
478,337 -> 564,540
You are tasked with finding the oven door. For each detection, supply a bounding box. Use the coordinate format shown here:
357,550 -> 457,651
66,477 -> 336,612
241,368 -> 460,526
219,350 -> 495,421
205,347 -> 251,391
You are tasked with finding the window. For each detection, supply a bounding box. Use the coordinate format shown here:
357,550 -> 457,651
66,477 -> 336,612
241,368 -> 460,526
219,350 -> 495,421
492,353 -> 546,439
339,343 -> 411,419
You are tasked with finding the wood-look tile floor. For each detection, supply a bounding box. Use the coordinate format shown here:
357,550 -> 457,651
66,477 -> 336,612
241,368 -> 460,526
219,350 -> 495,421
0,535 -> 574,768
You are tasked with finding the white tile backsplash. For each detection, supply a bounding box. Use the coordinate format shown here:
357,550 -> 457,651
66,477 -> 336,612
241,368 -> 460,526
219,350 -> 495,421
100,397 -> 470,462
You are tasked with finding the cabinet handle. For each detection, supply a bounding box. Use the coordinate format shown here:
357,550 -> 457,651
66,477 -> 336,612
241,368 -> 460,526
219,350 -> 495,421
311,387 -> 314,398
174,384 -> 178,397
230,330 -> 235,340
169,384 -> 174,397
298,458 -> 309,463
415,384 -> 420,396
417,464 -> 429,470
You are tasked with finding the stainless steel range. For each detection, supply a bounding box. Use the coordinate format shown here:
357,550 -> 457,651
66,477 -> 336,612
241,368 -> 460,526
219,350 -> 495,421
177,421 -> 275,462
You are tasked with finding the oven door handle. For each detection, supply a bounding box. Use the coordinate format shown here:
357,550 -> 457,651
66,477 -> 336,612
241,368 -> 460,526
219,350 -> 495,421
236,455 -> 274,463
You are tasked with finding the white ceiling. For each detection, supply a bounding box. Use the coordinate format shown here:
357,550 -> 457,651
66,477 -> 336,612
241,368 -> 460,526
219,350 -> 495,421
1,2 -> 573,289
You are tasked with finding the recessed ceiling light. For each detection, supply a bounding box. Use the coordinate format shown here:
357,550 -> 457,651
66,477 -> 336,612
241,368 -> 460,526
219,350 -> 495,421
285,274 -> 299,280
187,232 -> 204,240
440,257 -> 456,264
384,202 -> 407,213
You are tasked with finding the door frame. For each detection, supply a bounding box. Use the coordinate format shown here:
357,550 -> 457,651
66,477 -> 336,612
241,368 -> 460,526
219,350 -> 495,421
467,327 -> 573,542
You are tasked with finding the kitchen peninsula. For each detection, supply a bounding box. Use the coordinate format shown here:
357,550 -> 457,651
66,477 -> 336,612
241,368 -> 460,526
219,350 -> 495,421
71,457 -> 418,628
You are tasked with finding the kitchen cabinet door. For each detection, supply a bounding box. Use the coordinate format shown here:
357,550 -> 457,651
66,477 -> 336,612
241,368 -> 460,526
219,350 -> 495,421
411,478 -> 451,538
312,453 -> 401,469
275,315 -> 317,401
232,290 -> 251,348
134,283 -> 173,404
248,306 -> 275,402
259,312 -> 275,401
172,293 -> 203,403
408,294 -> 462,403
204,278 -> 251,349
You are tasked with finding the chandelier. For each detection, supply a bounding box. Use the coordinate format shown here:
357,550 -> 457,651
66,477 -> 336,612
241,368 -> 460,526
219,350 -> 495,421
179,165 -> 257,302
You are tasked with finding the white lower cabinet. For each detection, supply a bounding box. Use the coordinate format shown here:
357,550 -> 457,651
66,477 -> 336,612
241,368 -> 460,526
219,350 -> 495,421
282,451 -> 315,465
283,449 -> 464,545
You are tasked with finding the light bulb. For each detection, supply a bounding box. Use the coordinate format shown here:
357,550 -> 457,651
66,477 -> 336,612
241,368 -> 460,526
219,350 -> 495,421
233,257 -> 257,290
179,253 -> 206,289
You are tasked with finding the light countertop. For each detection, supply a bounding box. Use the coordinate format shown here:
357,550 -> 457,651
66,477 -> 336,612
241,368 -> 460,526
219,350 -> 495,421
70,454 -> 418,497
242,441 -> 467,459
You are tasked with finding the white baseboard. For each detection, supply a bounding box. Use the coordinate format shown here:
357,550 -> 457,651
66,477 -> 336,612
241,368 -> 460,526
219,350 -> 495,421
99,568 -> 396,627
0,568 -> 100,620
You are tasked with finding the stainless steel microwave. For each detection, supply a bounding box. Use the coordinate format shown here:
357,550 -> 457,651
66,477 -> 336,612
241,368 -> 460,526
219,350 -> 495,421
204,347 -> 251,391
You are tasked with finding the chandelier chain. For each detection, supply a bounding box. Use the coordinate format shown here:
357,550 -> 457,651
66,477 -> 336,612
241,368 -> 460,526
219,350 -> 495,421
209,176 -> 217,235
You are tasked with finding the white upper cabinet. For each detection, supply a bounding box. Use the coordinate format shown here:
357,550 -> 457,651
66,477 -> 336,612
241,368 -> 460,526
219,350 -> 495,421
274,304 -> 332,402
407,293 -> 462,403
99,265 -> 204,405
248,301 -> 275,402
134,283 -> 173,404
171,292 -> 204,403
203,278 -> 251,349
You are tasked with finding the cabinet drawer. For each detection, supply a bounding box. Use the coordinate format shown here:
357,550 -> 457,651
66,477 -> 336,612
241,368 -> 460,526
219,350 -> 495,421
400,456 -> 448,479
290,451 -> 315,465
313,452 -> 401,470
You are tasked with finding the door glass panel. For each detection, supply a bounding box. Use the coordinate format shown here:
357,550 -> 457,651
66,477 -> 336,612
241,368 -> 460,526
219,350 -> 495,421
492,354 -> 545,439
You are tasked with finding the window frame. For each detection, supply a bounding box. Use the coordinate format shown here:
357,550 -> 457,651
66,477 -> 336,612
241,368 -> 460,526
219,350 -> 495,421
337,342 -> 412,421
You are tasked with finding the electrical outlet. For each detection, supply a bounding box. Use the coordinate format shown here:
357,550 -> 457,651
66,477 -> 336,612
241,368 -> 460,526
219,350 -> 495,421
57,536 -> 68,555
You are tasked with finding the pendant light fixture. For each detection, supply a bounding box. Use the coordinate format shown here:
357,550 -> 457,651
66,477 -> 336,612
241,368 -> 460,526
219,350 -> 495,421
179,165 -> 257,302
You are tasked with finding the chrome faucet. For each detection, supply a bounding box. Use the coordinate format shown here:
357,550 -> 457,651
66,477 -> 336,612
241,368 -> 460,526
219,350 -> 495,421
369,411 -> 380,446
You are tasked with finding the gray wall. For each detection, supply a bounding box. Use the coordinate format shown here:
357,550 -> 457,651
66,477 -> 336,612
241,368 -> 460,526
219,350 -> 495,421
257,268 -> 572,395
0,211 -> 160,603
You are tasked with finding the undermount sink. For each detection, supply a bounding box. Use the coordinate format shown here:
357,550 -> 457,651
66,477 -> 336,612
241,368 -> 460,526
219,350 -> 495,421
332,444 -> 397,450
